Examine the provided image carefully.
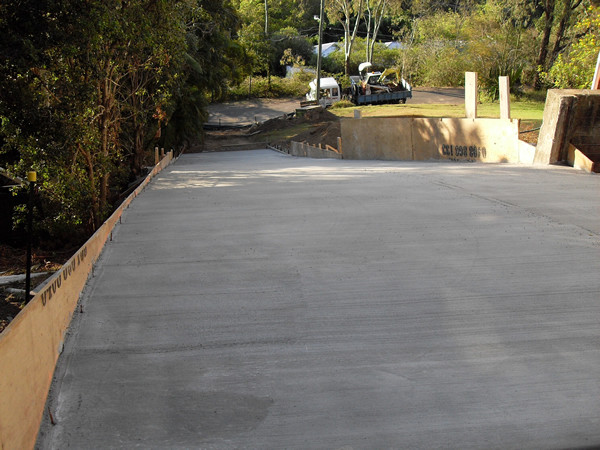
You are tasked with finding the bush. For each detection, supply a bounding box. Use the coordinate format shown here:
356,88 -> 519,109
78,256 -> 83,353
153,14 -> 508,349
542,6 -> 600,89
227,70 -> 314,100
330,99 -> 354,109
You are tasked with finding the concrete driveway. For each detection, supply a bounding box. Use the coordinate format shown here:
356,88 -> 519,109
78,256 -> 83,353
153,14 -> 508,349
39,151 -> 600,449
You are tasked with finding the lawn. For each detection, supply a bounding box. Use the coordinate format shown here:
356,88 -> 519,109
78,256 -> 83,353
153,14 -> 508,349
330,99 -> 545,121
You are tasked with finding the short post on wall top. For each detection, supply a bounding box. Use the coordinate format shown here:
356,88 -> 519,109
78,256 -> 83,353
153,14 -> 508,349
25,170 -> 36,302
465,72 -> 478,119
499,76 -> 511,120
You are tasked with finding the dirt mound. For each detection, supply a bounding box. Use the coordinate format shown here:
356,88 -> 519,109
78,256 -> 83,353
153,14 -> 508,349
298,107 -> 339,123
251,107 -> 341,150
286,121 -> 341,150
196,107 -> 341,153
248,107 -> 339,133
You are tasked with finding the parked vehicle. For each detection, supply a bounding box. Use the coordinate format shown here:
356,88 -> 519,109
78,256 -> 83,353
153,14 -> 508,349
349,63 -> 412,105
302,77 -> 341,108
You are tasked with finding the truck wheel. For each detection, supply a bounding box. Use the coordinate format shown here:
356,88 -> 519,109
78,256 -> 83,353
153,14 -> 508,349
399,98 -> 406,104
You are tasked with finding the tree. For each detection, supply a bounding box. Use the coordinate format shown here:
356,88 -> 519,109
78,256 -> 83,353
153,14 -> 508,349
402,9 -> 470,86
533,0 -> 587,88
163,0 -> 245,143
544,5 -> 600,87
465,1 -> 535,97
326,0 -> 365,75
365,0 -> 389,63
0,0 -> 243,240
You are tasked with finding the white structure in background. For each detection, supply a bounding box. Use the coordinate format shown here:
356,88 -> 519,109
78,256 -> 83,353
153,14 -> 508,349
383,41 -> 406,50
312,42 -> 339,58
313,41 -> 405,58
305,77 -> 341,107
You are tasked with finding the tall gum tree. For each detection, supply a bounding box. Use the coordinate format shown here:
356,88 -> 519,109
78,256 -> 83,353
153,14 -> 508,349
365,0 -> 388,63
326,0 -> 365,75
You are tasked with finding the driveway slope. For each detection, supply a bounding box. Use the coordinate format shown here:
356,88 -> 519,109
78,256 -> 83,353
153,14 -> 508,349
39,151 -> 600,449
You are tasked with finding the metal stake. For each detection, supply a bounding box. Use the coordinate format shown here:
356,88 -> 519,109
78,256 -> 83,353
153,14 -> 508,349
25,171 -> 36,302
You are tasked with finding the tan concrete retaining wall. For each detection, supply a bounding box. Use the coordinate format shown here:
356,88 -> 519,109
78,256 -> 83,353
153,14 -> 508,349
0,152 -> 174,450
341,117 -> 521,163
535,90 -> 600,165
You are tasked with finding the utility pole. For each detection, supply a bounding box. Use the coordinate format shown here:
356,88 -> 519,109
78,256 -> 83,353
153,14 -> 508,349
316,0 -> 325,104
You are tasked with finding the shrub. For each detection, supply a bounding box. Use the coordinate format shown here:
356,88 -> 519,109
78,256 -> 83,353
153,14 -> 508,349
330,99 -> 354,109
542,6 -> 600,89
227,70 -> 315,100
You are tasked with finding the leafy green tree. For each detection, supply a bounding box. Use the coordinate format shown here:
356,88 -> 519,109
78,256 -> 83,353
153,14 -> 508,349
163,0 -> 245,144
0,0 -> 243,240
272,27 -> 314,76
544,5 -> 600,87
464,1 -> 536,96
532,0 -> 589,88
400,10 -> 470,86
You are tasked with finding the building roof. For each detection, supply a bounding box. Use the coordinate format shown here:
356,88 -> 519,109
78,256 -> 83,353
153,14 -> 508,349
313,42 -> 339,57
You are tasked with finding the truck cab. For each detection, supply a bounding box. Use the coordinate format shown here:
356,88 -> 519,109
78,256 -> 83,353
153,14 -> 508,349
305,77 -> 341,107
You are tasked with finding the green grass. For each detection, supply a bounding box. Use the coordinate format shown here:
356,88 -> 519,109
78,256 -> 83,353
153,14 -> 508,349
330,100 -> 545,121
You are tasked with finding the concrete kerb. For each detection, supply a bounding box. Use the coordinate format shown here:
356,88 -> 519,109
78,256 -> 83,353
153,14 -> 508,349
0,151 -> 176,450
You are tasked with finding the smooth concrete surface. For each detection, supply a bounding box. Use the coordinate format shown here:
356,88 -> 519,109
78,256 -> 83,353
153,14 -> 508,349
39,150 -> 600,449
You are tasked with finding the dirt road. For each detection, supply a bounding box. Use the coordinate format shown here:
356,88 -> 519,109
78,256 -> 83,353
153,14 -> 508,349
207,87 -> 465,126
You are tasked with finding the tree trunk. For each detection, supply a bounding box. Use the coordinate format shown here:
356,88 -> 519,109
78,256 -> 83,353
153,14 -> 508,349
549,0 -> 583,66
368,0 -> 386,64
534,0 -> 556,89
365,2 -> 372,63
96,57 -> 119,228
78,144 -> 100,231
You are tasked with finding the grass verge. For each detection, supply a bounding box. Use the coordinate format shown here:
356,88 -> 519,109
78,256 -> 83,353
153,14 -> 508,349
329,100 -> 544,121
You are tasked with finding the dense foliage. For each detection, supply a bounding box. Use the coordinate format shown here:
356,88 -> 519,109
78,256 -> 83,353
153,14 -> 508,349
0,0 -> 242,242
543,5 -> 600,88
233,0 -> 598,93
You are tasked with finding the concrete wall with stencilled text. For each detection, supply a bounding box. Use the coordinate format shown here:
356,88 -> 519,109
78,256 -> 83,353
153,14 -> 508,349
0,152 -> 174,450
341,117 -> 521,163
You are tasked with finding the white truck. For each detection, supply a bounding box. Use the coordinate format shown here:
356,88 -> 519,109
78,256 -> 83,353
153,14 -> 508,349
303,77 -> 341,108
